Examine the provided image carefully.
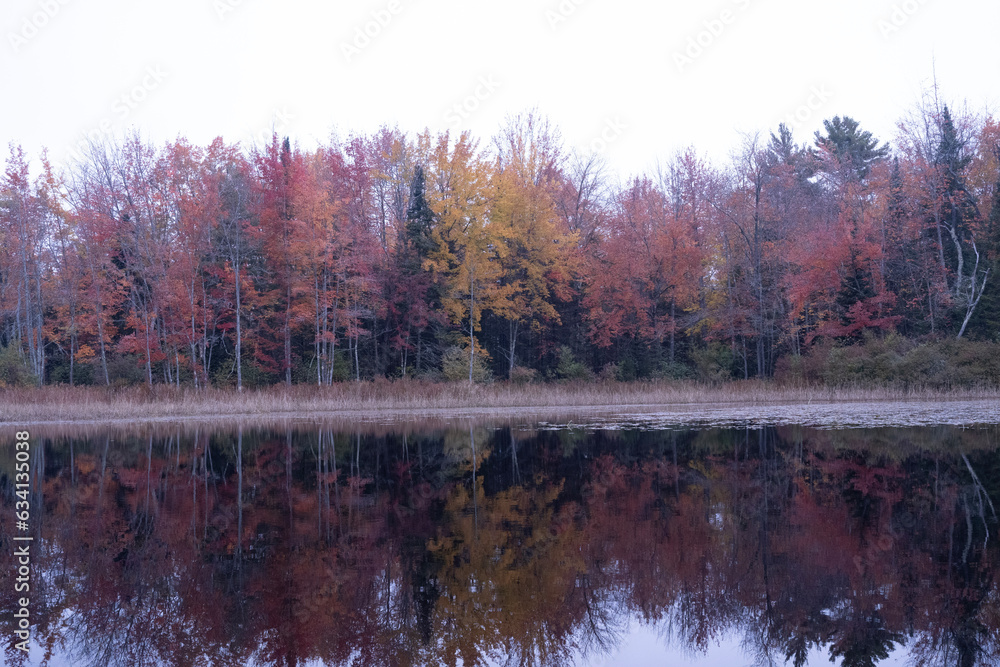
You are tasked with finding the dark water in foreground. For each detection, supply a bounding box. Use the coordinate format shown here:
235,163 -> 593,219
2,417 -> 1000,666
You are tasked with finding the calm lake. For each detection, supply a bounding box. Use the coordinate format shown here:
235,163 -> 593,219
3,405 -> 1000,666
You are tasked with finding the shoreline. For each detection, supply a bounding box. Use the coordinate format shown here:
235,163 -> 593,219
1,380 -> 997,426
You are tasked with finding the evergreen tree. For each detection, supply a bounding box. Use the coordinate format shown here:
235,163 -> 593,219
931,105 -> 989,337
884,157 -> 928,336
768,122 -> 818,186
935,106 -> 973,182
404,164 -> 437,261
814,116 -> 890,181
388,164 -> 441,375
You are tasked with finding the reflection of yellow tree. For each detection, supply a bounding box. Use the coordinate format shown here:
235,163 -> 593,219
489,113 -> 578,378
426,478 -> 584,666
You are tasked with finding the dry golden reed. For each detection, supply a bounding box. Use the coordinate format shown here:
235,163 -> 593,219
1,379 -> 996,425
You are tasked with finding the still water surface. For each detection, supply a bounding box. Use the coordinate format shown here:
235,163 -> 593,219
2,410 -> 999,666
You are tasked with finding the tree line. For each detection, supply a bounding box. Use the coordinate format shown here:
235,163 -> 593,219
2,102 -> 999,388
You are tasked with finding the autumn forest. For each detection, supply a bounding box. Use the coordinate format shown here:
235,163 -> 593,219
3,103 -> 1000,390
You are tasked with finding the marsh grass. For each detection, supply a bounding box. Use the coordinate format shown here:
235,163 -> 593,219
2,379 -> 998,425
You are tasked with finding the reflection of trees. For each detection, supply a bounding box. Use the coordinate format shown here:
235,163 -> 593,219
905,447 -> 1000,667
1,424 -> 998,666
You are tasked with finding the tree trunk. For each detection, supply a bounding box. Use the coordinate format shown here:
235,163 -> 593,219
235,258 -> 243,392
469,266 -> 475,383
285,284 -> 292,386
507,319 -> 518,378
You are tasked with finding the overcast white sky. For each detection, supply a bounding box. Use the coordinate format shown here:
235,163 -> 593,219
3,0 -> 999,179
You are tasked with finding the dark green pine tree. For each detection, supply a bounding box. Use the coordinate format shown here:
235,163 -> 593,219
935,106 -> 973,187
932,105 -> 988,338
768,123 -> 798,164
404,164 -> 437,263
888,157 -> 905,220
814,116 -> 890,181
933,106 -> 978,238
389,164 -> 442,375
835,252 -> 877,332
814,117 -> 888,333
768,122 -> 819,187
281,136 -> 291,165
884,157 -> 928,336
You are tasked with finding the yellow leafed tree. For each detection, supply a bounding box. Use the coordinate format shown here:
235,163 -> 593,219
422,131 -> 501,382
490,113 -> 578,377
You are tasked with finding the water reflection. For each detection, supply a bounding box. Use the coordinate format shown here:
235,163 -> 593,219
2,421 -> 999,666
